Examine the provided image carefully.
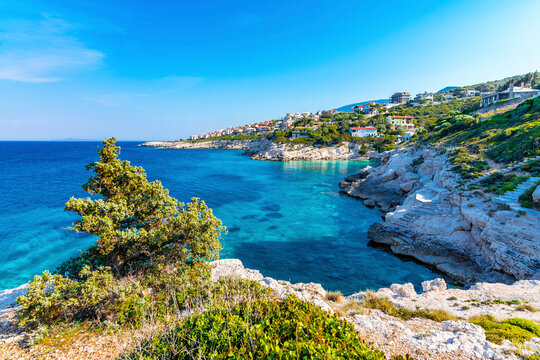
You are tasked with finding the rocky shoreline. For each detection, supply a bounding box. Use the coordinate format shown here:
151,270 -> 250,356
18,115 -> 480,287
339,145 -> 540,285
2,259 -> 539,359
211,259 -> 540,360
140,138 -> 378,161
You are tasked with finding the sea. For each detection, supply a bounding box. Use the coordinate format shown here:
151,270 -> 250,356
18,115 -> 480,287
0,141 -> 443,294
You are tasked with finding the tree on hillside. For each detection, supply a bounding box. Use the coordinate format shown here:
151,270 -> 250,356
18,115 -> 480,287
18,138 -> 225,327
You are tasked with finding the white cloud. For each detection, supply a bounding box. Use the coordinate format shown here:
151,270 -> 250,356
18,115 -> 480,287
0,16 -> 104,83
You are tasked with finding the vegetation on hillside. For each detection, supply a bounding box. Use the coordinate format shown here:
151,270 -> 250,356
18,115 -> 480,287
519,180 -> 540,209
421,96 -> 540,165
470,315 -> 540,345
452,71 -> 540,94
121,296 -> 401,360
478,173 -> 529,194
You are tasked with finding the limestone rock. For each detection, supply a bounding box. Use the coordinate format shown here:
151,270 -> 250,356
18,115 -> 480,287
390,283 -> 417,297
422,278 -> 447,292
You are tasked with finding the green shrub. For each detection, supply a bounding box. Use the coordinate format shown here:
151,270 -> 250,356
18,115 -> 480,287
470,315 -> 540,344
18,138 -> 225,329
122,296 -> 397,360
519,180 -> 540,209
521,159 -> 540,176
480,173 -> 529,194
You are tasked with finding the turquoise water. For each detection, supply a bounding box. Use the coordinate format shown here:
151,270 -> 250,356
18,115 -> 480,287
0,141 -> 442,294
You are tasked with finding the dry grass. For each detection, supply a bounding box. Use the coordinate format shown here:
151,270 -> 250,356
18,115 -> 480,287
515,303 -> 538,313
361,292 -> 458,322
340,300 -> 366,316
325,291 -> 343,303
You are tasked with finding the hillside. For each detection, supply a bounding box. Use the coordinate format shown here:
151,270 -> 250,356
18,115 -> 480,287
422,96 -> 540,164
439,71 -> 539,94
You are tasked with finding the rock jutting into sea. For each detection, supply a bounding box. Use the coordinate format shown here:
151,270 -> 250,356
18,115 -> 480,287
339,145 -> 540,285
140,138 -> 379,161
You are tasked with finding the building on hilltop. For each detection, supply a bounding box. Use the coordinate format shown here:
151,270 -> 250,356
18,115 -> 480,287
349,126 -> 378,137
387,115 -> 415,131
414,91 -> 434,102
390,92 -> 411,104
480,84 -> 540,107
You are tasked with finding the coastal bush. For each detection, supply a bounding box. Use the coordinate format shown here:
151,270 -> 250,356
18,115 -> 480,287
521,159 -> 540,176
121,296 -> 397,360
18,138 -> 225,328
519,180 -> 540,209
469,315 -> 540,344
479,173 -> 529,194
361,292 -> 457,322
448,148 -> 489,178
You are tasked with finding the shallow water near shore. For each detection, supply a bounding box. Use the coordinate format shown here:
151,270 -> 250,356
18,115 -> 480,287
0,141 -> 442,294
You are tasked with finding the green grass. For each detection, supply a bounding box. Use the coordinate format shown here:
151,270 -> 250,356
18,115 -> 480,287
469,315 -> 540,344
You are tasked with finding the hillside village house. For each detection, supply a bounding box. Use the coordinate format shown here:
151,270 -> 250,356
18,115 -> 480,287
352,103 -> 379,115
481,84 -> 540,107
390,92 -> 411,104
464,89 -> 480,98
349,126 -> 378,137
414,91 -> 434,102
387,115 -> 415,131
291,127 -> 313,139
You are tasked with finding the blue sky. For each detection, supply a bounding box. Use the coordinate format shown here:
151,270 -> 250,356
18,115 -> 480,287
1,0 -> 540,140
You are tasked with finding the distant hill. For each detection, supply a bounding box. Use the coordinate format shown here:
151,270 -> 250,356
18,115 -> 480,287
335,99 -> 390,112
437,86 -> 459,93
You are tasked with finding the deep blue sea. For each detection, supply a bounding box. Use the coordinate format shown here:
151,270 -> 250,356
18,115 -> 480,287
0,141 -> 442,294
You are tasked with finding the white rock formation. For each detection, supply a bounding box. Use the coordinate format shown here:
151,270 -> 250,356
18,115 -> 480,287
339,145 -> 540,284
141,138 -> 379,161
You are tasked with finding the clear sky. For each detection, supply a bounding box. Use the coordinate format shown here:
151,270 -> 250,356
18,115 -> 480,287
1,0 -> 540,140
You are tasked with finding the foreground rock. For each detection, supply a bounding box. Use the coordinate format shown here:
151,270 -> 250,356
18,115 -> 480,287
2,261 -> 539,359
141,138 -> 379,161
339,145 -> 540,284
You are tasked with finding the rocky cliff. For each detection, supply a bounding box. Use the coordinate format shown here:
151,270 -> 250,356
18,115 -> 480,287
141,138 -> 378,161
339,146 -> 540,285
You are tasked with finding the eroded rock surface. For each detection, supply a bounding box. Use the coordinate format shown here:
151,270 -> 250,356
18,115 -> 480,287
339,146 -> 540,284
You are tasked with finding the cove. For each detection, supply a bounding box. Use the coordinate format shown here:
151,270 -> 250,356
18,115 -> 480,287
0,141 -> 441,294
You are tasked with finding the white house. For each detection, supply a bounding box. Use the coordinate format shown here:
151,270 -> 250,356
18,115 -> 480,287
464,89 -> 480,98
444,94 -> 454,100
349,126 -> 378,137
414,92 -> 434,102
